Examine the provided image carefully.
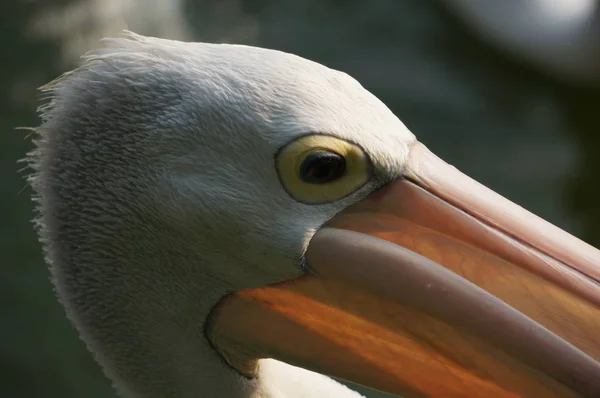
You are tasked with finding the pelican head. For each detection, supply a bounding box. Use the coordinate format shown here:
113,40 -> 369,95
28,32 -> 600,398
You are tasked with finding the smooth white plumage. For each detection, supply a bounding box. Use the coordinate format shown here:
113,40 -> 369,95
29,32 -> 412,398
30,30 -> 600,398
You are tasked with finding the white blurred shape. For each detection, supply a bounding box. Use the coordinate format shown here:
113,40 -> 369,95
442,0 -> 600,84
28,0 -> 191,65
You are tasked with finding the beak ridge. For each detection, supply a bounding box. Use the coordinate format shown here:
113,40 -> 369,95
404,142 -> 600,285
207,142 -> 600,398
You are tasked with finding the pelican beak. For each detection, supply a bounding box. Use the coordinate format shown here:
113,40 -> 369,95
208,142 -> 600,398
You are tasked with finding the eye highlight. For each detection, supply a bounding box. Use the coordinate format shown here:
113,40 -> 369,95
276,135 -> 372,204
299,150 -> 346,184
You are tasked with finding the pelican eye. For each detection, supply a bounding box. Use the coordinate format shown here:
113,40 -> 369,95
299,151 -> 346,184
276,135 -> 372,204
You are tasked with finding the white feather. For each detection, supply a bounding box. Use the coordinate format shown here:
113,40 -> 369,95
29,32 -> 415,397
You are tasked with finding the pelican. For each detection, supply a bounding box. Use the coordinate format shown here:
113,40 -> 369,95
28,32 -> 600,398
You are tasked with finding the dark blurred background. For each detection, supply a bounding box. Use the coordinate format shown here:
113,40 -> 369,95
2,1 -> 599,397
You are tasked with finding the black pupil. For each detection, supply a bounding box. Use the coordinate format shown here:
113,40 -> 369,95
299,151 -> 346,184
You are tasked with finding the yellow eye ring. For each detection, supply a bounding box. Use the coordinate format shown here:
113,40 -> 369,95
275,135 -> 372,204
